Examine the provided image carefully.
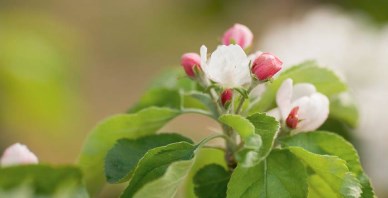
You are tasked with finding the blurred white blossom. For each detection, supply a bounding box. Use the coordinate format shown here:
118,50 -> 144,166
259,7 -> 388,192
0,143 -> 38,167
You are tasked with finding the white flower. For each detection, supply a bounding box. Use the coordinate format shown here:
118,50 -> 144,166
268,78 -> 329,133
0,143 -> 39,167
200,44 -> 251,88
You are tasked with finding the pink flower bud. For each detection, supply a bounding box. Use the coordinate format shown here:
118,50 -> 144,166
221,89 -> 233,106
181,53 -> 201,78
222,24 -> 253,49
251,52 -> 282,81
0,143 -> 38,167
286,106 -> 299,129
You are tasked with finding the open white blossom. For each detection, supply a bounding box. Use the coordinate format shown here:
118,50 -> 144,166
268,78 -> 329,133
0,143 -> 38,167
200,44 -> 251,88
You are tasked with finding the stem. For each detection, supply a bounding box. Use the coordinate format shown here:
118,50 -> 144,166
235,82 -> 257,114
199,75 -> 224,116
195,133 -> 238,158
209,88 -> 223,115
181,109 -> 214,118
222,125 -> 238,171
229,91 -> 235,114
235,98 -> 245,115
196,134 -> 226,149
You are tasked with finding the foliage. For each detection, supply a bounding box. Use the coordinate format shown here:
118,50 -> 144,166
0,165 -> 88,198
0,26 -> 375,197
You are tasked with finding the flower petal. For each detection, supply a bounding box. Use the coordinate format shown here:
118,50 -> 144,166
276,78 -> 293,120
204,45 -> 251,87
292,93 -> 329,133
292,83 -> 316,101
200,45 -> 208,69
0,143 -> 38,167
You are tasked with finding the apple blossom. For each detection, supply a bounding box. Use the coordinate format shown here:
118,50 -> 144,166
181,53 -> 201,78
221,89 -> 233,106
0,143 -> 39,167
222,24 -> 253,49
286,106 -> 299,129
251,53 -> 283,81
268,78 -> 329,133
200,44 -> 251,88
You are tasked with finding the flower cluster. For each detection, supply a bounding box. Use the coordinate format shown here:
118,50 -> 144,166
181,24 -> 329,133
0,23 -> 374,198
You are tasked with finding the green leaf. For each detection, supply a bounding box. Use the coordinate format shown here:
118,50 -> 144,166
105,133 -> 193,183
307,175 -> 340,198
181,148 -> 227,198
128,88 -> 182,113
234,134 -> 262,167
121,142 -> 197,198
227,149 -> 308,198
246,113 -> 280,160
280,132 -> 375,197
77,107 -> 180,196
128,68 -> 200,113
188,91 -> 219,117
223,113 -> 279,167
329,93 -> 359,128
249,61 -> 347,113
148,68 -> 196,91
318,118 -> 353,141
0,165 -> 88,198
288,146 -> 362,198
127,68 -> 216,118
193,164 -> 231,198
132,160 -> 193,198
219,114 -> 255,138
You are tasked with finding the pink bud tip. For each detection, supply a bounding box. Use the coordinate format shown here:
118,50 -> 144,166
222,24 -> 253,49
251,52 -> 283,81
221,89 -> 233,106
286,106 -> 299,129
181,53 -> 201,78
0,143 -> 39,167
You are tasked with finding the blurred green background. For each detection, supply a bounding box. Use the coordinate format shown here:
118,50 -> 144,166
1,0 -> 387,197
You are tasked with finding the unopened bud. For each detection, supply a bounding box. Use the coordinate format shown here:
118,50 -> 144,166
0,143 -> 38,167
181,53 -> 201,78
222,24 -> 253,49
221,89 -> 233,107
251,53 -> 282,81
286,106 -> 299,129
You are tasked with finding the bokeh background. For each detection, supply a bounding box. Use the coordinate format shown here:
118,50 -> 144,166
1,0 -> 387,197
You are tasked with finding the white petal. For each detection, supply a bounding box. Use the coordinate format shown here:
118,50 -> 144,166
276,78 -> 293,120
0,143 -> 38,167
302,93 -> 329,131
291,96 -> 314,132
292,83 -> 316,101
200,45 -> 208,69
205,45 -> 251,87
292,93 -> 329,133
